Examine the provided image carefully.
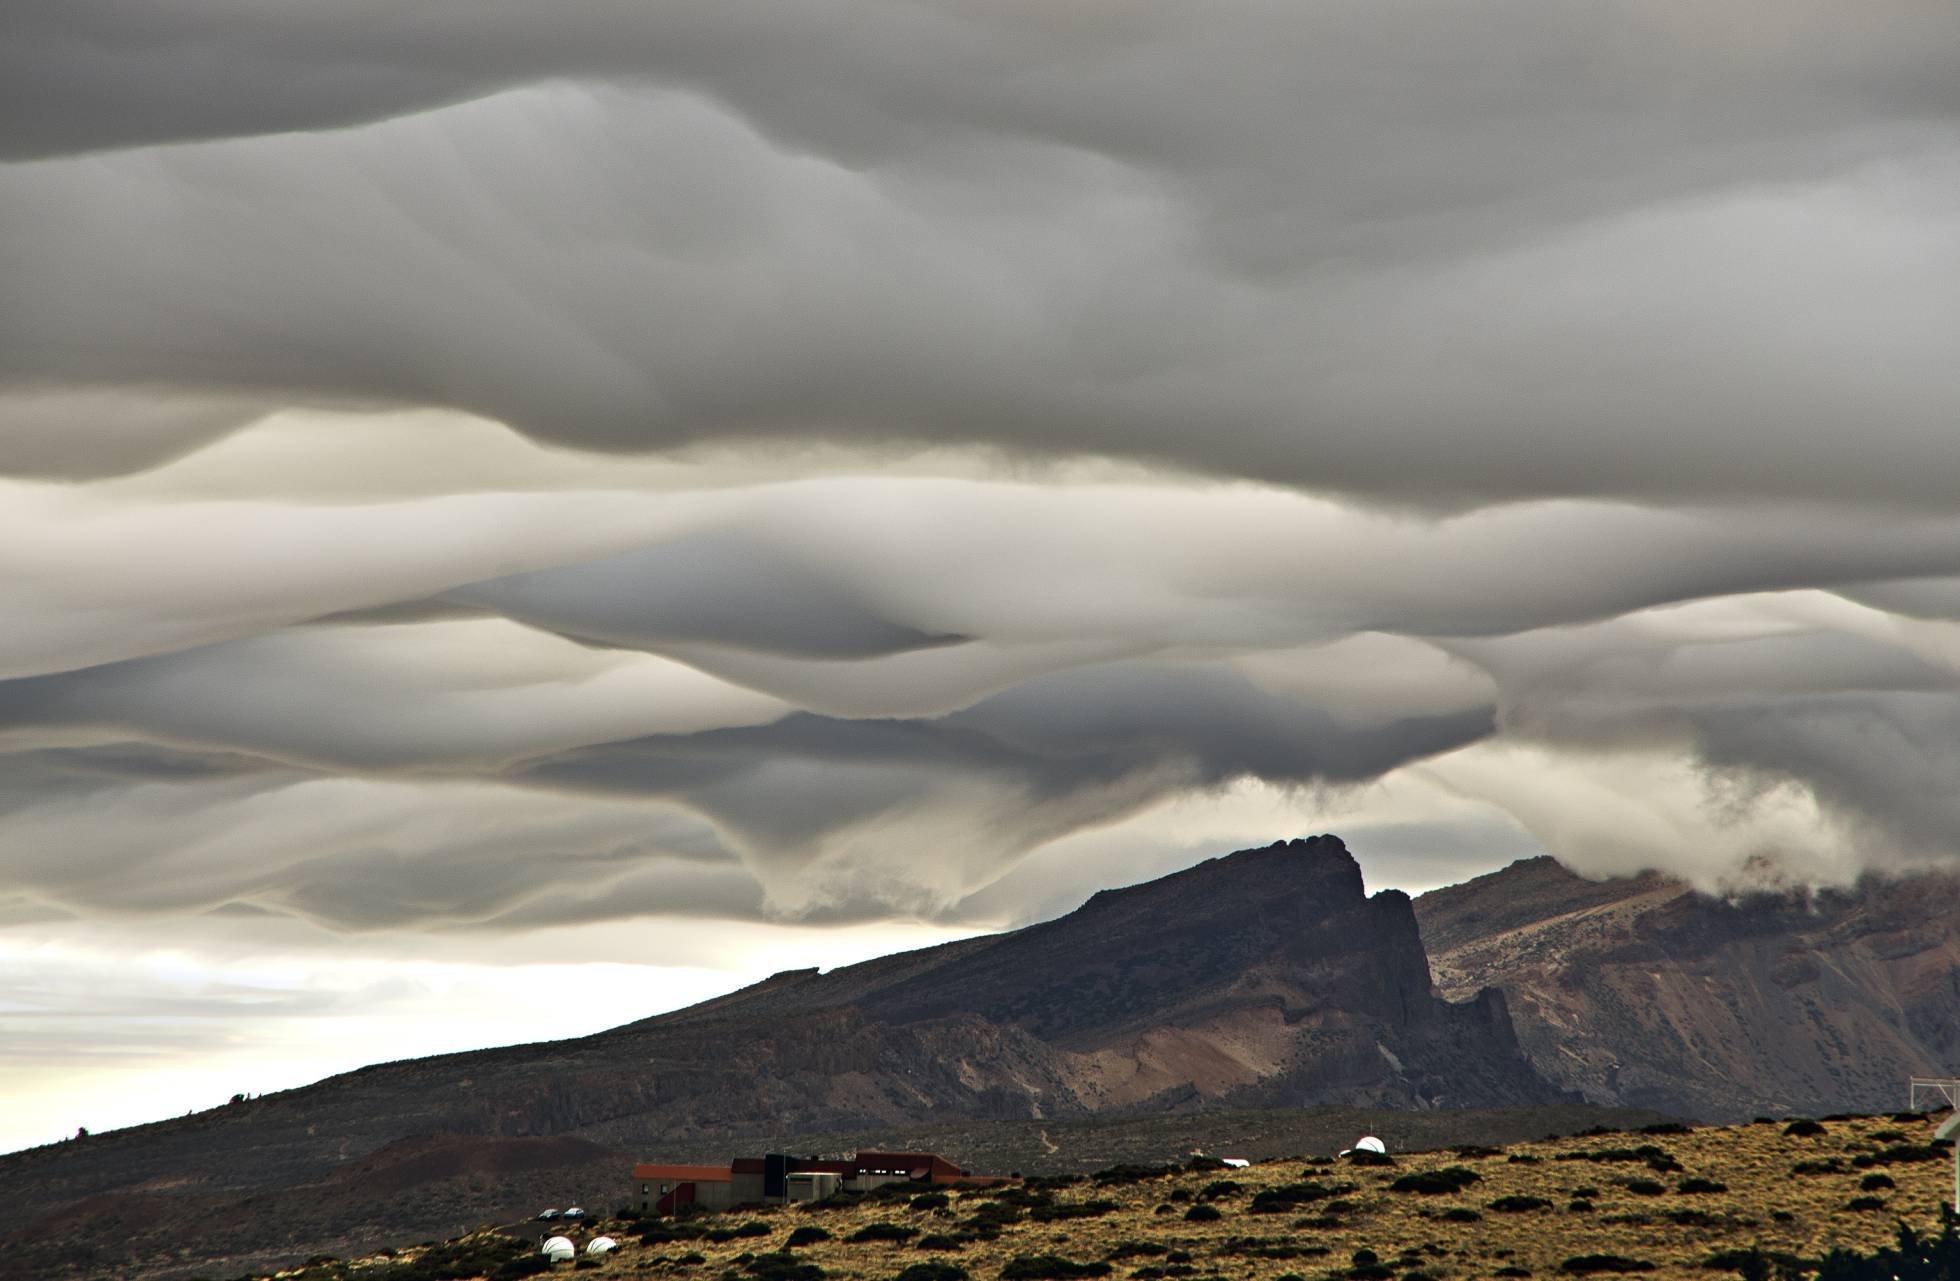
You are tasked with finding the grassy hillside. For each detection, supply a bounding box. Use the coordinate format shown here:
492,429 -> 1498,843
245,1110 -> 1954,1281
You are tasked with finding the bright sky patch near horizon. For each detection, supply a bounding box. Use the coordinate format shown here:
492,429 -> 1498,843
4,0 -> 1960,1155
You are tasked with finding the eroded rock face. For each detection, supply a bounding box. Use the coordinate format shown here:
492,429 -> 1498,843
1416,856 -> 1960,1121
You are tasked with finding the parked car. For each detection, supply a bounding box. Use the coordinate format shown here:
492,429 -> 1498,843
536,1208 -> 561,1220
563,1207 -> 586,1220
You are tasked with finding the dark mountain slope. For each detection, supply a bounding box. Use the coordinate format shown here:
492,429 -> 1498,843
0,835 -> 1565,1279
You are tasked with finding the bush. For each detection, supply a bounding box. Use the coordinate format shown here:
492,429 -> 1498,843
1092,1163 -> 1177,1185
1442,1208 -> 1482,1222
744,1254 -> 824,1281
1104,1243 -> 1169,1261
1456,1145 -> 1504,1158
1859,1174 -> 1895,1191
1620,1180 -> 1666,1197
1845,1197 -> 1887,1212
1870,1130 -> 1907,1143
1198,1179 -> 1243,1200
1568,1200 -> 1594,1213
1677,1178 -> 1728,1195
1185,1156 -> 1228,1172
1495,1269 -> 1531,1278
892,1265 -> 966,1281
848,1223 -> 920,1244
1870,1144 -> 1944,1165
1489,1196 -> 1553,1213
1791,1159 -> 1844,1175
1027,1200 -> 1118,1222
910,1192 -> 951,1212
1783,1120 -> 1827,1138
1639,1123 -> 1693,1136
999,1256 -> 1113,1280
1248,1181 -> 1342,1213
1346,1149 -> 1396,1167
1183,1204 -> 1221,1222
785,1227 -> 832,1248
1390,1167 -> 1481,1195
1560,1258 -> 1654,1274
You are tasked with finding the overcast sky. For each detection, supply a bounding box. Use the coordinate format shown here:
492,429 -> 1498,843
5,0 -> 1960,1154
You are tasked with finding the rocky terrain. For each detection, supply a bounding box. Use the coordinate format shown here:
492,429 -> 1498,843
1415,857 -> 1960,1122
7,835 -> 1960,1279
0,836 -> 1568,1279
228,1110 -> 1960,1281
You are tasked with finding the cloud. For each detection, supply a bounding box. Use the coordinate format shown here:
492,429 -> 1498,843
6,0 -> 1960,1149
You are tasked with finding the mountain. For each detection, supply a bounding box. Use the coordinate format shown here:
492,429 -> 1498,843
0,835 -> 1569,1279
1414,855 -> 1960,1122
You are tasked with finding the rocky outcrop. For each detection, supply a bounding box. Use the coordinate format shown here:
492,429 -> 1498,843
1416,856 -> 1960,1122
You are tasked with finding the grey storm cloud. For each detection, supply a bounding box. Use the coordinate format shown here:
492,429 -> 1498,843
4,0 -> 1960,951
4,1 -> 1960,503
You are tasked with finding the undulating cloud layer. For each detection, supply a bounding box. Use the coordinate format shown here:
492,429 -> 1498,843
4,0 -> 1960,1151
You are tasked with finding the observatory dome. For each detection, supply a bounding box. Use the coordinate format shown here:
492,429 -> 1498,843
542,1235 -> 576,1262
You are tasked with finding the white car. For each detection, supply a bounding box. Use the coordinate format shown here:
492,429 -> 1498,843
536,1208 -> 561,1220
563,1206 -> 586,1220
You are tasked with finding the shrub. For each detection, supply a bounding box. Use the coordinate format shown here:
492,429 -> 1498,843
1871,1144 -> 1944,1165
1568,1200 -> 1595,1213
1560,1257 -> 1654,1274
1791,1159 -> 1844,1175
892,1265 -> 966,1281
1248,1181 -> 1342,1213
1456,1145 -> 1504,1159
1353,1250 -> 1381,1266
1091,1163 -> 1177,1185
1441,1208 -> 1482,1223
1869,1130 -> 1907,1143
1389,1167 -> 1481,1195
785,1227 -> 831,1248
1845,1197 -> 1887,1212
1027,1200 -> 1118,1222
1489,1196 -> 1553,1213
1783,1120 -> 1826,1138
1347,1150 -> 1396,1167
848,1223 -> 920,1244
1103,1243 -> 1169,1261
1640,1123 -> 1693,1136
1495,1269 -> 1531,1278
1185,1156 -> 1228,1172
1198,1179 -> 1243,1200
1183,1204 -> 1221,1222
744,1253 -> 824,1281
999,1256 -> 1112,1280
1509,1154 -> 1542,1165
910,1192 -> 950,1212
1677,1178 -> 1728,1195
915,1234 -> 969,1251
1702,1248 -> 1803,1280
1620,1180 -> 1666,1196
1859,1174 -> 1895,1192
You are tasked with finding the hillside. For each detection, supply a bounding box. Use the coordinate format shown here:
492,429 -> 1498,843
0,836 -> 1567,1278
215,1110 -> 1960,1281
1415,858 -> 1960,1121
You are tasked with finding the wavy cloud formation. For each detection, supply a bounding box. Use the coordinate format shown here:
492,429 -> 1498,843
3,0 -> 1960,1150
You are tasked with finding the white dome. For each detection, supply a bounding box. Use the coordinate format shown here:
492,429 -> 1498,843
1354,1135 -> 1387,1154
542,1236 -> 577,1261
587,1236 -> 619,1256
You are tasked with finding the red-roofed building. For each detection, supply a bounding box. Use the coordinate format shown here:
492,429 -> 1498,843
632,1162 -> 736,1214
632,1149 -> 1009,1213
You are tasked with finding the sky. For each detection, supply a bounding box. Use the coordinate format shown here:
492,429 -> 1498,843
4,0 -> 1960,1155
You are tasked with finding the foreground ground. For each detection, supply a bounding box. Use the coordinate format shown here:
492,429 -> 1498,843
251,1111 -> 1954,1281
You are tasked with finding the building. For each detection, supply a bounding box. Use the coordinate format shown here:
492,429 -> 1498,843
632,1150 -> 1006,1215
